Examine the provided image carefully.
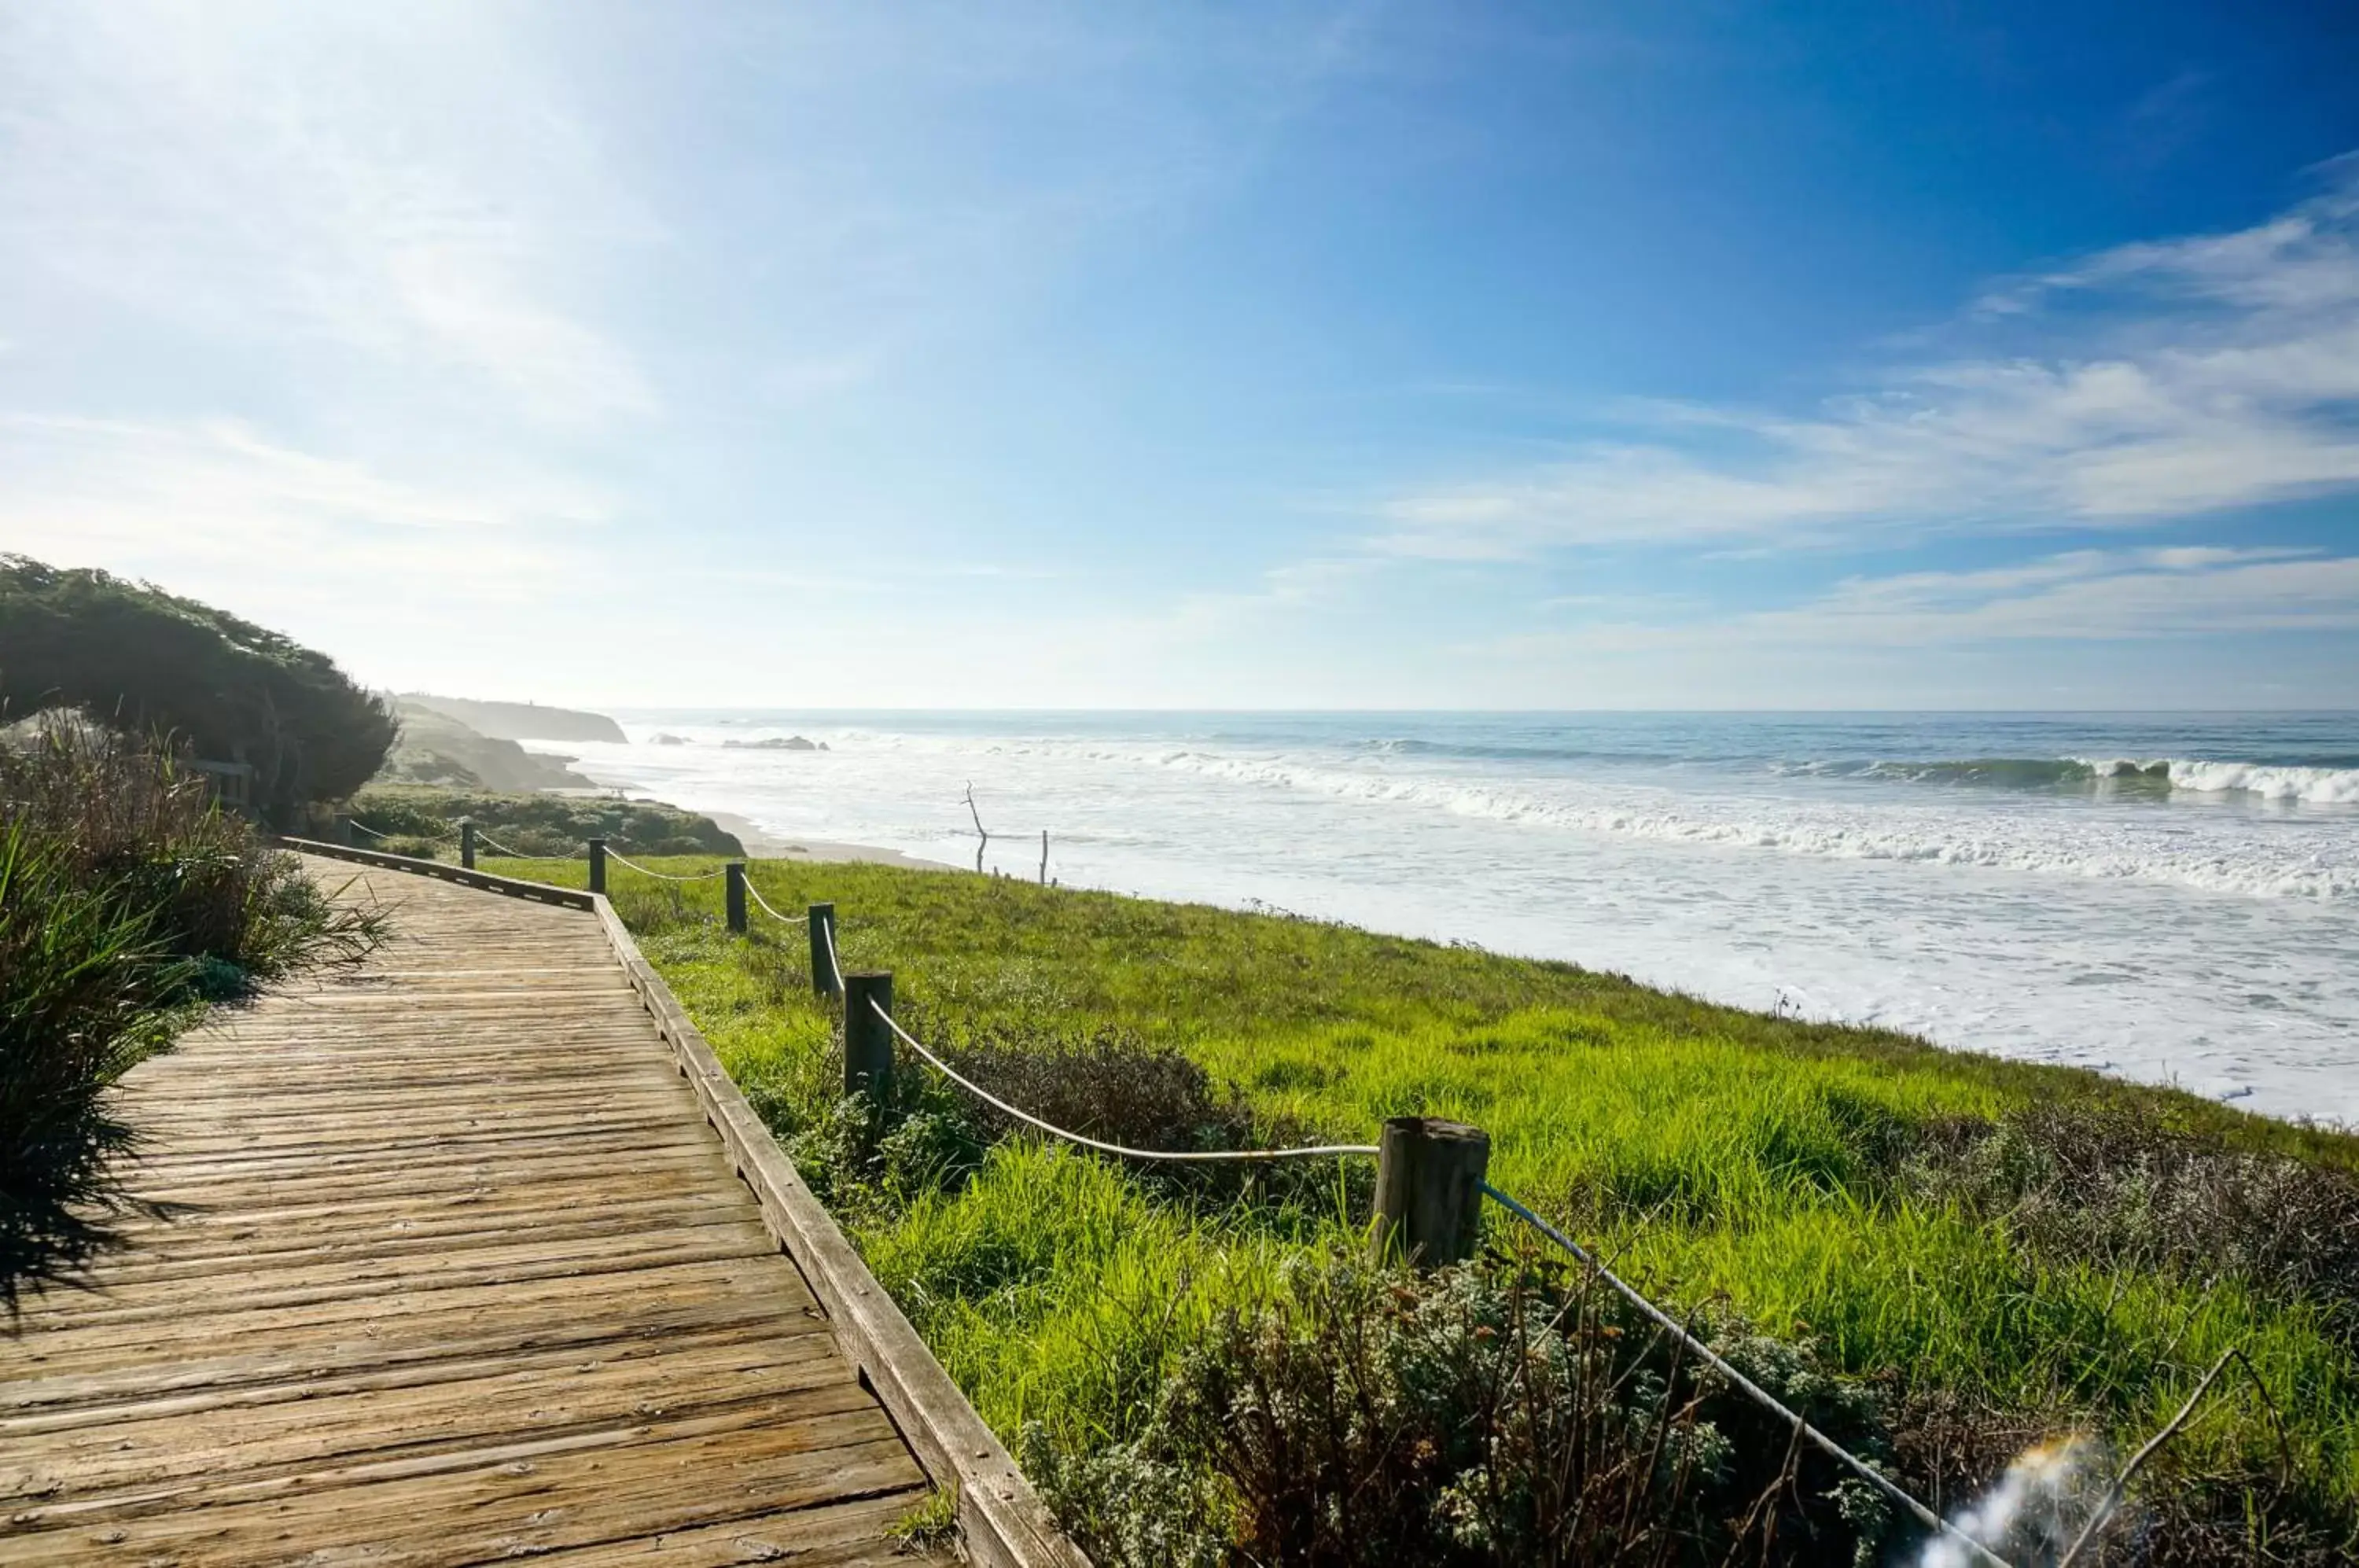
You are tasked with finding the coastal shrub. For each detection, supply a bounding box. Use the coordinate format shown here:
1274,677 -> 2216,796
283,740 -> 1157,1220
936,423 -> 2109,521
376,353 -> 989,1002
926,1018 -> 1259,1154
1024,1251 -> 1902,1568
1,555 -> 396,819
0,826 -> 190,1303
1903,1099 -> 2359,1345
351,783 -> 742,858
0,726 -> 383,1302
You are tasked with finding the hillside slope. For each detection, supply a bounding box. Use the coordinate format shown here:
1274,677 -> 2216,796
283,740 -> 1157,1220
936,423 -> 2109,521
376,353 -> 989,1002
376,701 -> 589,790
400,694 -> 626,743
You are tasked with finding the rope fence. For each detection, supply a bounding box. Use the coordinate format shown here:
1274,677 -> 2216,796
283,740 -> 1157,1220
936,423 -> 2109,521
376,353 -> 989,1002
743,875 -> 797,928
602,847 -> 725,882
818,914 -> 846,993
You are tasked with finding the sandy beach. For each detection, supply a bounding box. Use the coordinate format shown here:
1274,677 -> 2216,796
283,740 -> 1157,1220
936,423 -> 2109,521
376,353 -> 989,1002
705,809 -> 951,870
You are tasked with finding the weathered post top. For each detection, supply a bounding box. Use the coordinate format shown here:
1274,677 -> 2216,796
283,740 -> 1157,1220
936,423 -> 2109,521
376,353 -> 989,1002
843,970 -> 895,1119
1371,1115 -> 1490,1270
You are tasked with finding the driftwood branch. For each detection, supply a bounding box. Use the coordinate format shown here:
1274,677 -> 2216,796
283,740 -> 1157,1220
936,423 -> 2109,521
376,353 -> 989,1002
963,782 -> 989,874
959,786 -> 1053,883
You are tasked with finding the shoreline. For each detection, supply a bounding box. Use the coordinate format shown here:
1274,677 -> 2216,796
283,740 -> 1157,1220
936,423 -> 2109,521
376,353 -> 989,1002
705,808 -> 951,871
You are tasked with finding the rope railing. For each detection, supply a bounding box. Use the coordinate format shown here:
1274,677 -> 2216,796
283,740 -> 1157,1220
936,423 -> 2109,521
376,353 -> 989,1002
472,829 -> 529,859
1478,1182 -> 2011,1568
602,847 -> 726,882
742,875 -> 797,927
819,915 -> 846,993
868,996 -> 1380,1165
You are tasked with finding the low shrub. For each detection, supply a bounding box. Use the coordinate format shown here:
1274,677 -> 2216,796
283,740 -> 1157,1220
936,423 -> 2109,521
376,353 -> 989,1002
1906,1100 -> 2359,1346
1025,1250 -> 1902,1568
0,825 -> 192,1301
348,783 -> 743,858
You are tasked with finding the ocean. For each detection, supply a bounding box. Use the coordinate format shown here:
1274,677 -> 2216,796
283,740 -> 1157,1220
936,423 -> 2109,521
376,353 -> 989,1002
530,711 -> 2359,1127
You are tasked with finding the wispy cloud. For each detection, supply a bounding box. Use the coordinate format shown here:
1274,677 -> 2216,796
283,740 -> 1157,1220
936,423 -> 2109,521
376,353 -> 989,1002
1508,546 -> 2359,659
0,3 -> 655,425
1383,165 -> 2359,557
0,415 -> 609,602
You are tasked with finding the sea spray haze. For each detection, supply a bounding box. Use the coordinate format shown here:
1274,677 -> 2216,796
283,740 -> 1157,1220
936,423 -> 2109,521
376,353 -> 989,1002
539,710 -> 2359,1123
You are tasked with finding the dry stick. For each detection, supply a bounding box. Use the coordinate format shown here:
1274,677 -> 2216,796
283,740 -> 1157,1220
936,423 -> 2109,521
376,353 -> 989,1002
962,782 -> 989,874
2225,1347 -> 2299,1492
2056,1345 -> 2243,1568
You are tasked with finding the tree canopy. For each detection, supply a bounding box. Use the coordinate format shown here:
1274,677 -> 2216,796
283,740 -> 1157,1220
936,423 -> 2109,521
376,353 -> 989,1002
0,557 -> 396,818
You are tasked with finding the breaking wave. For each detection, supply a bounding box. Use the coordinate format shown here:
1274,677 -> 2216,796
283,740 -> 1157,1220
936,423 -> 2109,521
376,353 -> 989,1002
1768,755 -> 2359,802
1124,749 -> 2358,900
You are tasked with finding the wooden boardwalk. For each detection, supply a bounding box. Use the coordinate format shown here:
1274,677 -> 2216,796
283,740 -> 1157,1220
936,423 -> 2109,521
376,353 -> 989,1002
1,858 -> 946,1566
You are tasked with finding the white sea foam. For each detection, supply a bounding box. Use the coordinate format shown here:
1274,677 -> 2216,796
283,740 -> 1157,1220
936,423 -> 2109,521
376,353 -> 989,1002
1111,746 -> 2358,900
2166,760 -> 2359,803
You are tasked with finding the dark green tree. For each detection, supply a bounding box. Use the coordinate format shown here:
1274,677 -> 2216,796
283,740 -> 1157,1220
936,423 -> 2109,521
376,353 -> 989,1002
0,558 -> 397,819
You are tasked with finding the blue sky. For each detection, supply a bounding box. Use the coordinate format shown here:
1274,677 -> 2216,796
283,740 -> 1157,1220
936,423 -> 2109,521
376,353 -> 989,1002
4,1 -> 2357,708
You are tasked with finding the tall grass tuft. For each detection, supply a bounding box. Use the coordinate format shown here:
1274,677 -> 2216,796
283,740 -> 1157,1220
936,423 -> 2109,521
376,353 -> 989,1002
0,722 -> 384,1304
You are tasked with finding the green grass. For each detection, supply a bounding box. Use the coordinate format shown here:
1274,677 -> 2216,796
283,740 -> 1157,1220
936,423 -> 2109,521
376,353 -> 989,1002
495,851 -> 2359,1557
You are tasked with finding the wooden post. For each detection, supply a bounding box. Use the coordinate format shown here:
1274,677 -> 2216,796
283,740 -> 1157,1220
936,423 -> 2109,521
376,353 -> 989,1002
724,862 -> 748,934
808,902 -> 840,997
1040,830 -> 1049,885
460,819 -> 477,870
587,837 -> 607,896
333,813 -> 356,847
1371,1116 -> 1490,1270
843,970 -> 894,1117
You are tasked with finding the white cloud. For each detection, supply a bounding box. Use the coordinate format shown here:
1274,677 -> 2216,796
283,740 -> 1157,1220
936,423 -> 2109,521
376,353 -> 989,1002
1384,167 -> 2359,556
0,2 -> 655,425
1509,547 -> 2359,661
0,415 -> 610,601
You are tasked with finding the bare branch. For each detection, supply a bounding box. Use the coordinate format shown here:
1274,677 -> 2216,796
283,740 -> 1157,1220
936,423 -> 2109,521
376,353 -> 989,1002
2058,1345 -> 2243,1568
962,782 -> 989,873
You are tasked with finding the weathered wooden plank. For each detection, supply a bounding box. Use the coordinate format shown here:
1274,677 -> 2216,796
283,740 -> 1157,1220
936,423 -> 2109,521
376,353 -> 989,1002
5,1331 -> 857,1507
0,1423 -> 922,1566
16,1226 -> 778,1334
3,1288 -> 826,1418
529,1491 -> 935,1566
